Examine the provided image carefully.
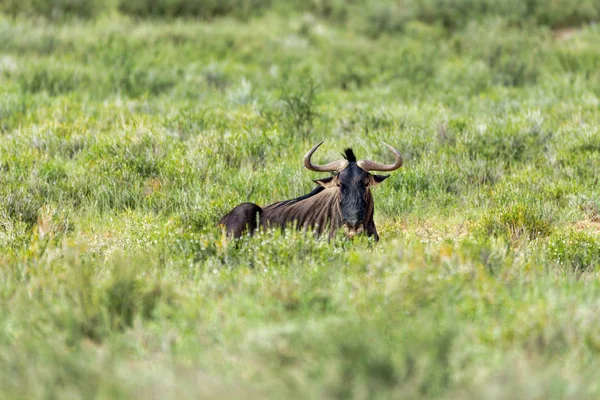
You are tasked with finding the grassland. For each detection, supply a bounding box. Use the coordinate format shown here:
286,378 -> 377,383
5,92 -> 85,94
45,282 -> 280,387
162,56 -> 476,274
1,4 -> 600,399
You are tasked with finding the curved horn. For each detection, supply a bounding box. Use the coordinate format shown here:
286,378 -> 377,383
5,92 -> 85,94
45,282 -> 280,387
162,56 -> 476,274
357,142 -> 403,172
303,141 -> 349,172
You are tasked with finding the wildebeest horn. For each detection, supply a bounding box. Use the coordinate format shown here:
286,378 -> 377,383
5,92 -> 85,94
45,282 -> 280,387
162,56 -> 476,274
303,141 -> 349,172
357,142 -> 403,172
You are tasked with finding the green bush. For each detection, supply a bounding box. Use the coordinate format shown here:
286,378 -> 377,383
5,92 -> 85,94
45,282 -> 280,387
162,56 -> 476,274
279,78 -> 319,138
530,0 -> 600,28
457,21 -> 545,86
16,61 -> 91,95
0,0 -> 273,20
0,0 -> 111,19
478,203 -> 553,241
548,230 -> 600,271
119,0 -> 273,19
361,0 -> 600,36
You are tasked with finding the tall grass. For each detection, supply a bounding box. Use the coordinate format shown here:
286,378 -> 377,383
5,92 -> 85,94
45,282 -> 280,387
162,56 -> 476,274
1,7 -> 600,399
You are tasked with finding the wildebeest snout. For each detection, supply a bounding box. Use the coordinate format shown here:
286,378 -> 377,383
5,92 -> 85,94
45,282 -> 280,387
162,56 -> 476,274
343,220 -> 365,237
343,218 -> 362,229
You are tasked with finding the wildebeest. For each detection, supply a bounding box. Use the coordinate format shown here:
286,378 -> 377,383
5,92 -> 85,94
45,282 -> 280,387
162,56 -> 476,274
218,142 -> 403,240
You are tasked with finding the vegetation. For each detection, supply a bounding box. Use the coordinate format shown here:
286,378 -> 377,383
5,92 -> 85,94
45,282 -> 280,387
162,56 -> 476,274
1,2 -> 600,398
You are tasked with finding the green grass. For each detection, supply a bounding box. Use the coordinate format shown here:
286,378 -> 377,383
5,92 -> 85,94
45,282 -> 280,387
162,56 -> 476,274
1,6 -> 600,399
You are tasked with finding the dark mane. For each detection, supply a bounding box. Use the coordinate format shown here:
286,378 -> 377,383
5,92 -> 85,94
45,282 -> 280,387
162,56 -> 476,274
343,148 -> 356,162
270,185 -> 325,210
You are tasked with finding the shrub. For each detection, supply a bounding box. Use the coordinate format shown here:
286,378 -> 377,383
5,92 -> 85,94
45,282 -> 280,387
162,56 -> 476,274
118,0 -> 273,19
457,20 -> 545,87
0,92 -> 29,133
478,203 -> 553,241
362,0 -> 600,34
547,230 -> 600,271
0,0 -> 111,19
16,61 -> 91,95
279,78 -> 319,139
0,0 -> 273,20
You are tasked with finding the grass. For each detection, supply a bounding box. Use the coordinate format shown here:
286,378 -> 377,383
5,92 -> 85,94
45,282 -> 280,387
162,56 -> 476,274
1,5 -> 600,399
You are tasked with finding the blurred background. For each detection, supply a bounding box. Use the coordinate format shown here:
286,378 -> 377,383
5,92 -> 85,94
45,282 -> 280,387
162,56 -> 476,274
3,0 -> 600,28
2,2 -> 600,399
2,0 -> 600,101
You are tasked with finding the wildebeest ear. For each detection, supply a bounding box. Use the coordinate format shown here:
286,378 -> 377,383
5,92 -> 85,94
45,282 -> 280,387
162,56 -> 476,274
313,177 -> 336,188
370,174 -> 390,186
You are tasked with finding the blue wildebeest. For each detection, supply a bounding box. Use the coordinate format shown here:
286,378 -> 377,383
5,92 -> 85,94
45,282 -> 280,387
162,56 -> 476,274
218,142 -> 403,240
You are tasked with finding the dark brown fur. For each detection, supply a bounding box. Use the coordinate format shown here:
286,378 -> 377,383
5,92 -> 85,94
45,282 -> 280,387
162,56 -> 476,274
217,202 -> 262,239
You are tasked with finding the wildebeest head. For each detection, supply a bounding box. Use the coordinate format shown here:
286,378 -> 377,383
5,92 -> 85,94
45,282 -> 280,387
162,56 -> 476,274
304,141 -> 403,237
